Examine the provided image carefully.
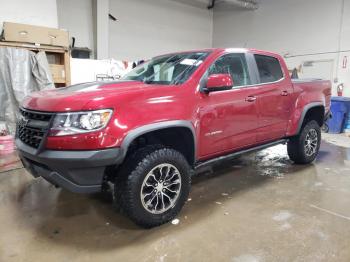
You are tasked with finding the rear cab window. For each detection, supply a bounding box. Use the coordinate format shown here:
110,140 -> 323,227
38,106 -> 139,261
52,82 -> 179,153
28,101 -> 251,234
254,54 -> 284,83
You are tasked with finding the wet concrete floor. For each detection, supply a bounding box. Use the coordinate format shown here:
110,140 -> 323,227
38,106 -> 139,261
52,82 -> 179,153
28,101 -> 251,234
0,140 -> 350,261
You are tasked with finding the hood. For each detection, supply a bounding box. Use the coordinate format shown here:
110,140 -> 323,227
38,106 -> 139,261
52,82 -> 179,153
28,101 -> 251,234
22,80 -> 162,112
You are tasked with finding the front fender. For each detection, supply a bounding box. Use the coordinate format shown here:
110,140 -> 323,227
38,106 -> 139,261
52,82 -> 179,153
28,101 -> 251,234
119,120 -> 196,162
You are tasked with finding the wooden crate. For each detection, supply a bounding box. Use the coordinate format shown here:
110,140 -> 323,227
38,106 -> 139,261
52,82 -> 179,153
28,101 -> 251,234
49,64 -> 66,83
0,41 -> 71,87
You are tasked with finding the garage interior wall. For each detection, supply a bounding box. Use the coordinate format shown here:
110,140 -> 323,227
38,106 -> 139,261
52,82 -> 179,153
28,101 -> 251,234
108,0 -> 213,61
56,0 -> 212,61
212,0 -> 350,96
0,0 -> 58,31
56,0 -> 95,56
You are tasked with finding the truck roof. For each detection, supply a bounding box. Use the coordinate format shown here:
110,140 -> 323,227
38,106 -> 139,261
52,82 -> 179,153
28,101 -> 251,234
157,48 -> 281,58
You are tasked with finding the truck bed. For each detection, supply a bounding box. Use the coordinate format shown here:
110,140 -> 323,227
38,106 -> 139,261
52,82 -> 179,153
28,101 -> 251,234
292,78 -> 332,113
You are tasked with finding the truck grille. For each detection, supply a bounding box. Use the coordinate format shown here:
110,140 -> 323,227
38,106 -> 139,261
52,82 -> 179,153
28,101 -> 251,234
17,108 -> 53,149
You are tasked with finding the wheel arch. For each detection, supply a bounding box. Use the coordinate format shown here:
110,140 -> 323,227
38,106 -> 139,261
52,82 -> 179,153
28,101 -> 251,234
296,102 -> 325,134
120,120 -> 197,166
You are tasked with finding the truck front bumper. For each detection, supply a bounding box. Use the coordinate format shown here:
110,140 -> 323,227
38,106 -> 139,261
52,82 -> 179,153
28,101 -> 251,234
16,139 -> 123,193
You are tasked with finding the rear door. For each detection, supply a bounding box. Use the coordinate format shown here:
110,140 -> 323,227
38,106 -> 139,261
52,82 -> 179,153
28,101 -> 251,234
198,52 -> 259,158
252,54 -> 293,142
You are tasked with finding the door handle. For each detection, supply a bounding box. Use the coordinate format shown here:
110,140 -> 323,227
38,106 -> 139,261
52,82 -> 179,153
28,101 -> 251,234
281,90 -> 289,96
245,96 -> 256,102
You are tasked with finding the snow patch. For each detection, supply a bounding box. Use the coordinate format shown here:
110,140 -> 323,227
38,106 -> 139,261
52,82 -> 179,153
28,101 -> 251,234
232,254 -> 261,262
273,210 -> 292,221
279,222 -> 292,231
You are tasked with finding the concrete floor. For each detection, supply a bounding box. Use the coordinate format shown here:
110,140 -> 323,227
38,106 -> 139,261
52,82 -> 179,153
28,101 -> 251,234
1,137 -> 350,261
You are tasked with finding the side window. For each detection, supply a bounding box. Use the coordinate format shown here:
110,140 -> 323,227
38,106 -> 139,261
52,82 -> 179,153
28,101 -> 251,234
208,53 -> 251,87
254,54 -> 283,83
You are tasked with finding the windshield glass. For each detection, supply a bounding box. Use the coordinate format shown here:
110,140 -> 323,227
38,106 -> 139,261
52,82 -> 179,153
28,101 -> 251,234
121,52 -> 210,85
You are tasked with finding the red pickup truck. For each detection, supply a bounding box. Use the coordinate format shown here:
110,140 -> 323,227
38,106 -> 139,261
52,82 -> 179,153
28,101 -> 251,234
16,48 -> 331,227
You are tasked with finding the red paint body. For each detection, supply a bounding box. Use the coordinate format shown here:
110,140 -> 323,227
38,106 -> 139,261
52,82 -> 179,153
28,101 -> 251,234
206,74 -> 233,89
22,48 -> 331,161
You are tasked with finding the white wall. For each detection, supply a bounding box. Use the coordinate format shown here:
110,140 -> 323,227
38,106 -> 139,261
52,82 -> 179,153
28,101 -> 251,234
212,0 -> 350,96
337,0 -> 350,96
55,0 -> 212,61
96,0 -> 109,59
108,0 -> 213,61
56,0 -> 94,52
0,0 -> 58,31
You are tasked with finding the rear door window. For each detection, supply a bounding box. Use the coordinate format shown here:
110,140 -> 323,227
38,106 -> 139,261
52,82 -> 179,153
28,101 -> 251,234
254,54 -> 283,83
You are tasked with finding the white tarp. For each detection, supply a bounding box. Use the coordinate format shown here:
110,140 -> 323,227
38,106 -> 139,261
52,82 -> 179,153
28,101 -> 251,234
0,47 -> 54,134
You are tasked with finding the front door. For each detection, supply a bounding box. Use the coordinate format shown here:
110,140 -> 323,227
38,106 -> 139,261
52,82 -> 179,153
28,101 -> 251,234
198,53 -> 259,159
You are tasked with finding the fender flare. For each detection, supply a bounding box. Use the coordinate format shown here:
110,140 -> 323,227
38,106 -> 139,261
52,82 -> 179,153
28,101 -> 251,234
295,102 -> 324,134
119,120 -> 197,163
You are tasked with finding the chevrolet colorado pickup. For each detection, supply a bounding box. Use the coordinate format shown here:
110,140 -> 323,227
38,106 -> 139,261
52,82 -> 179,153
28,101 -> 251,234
16,48 -> 331,228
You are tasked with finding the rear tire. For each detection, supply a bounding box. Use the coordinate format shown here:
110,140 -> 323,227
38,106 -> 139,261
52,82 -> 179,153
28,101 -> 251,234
287,120 -> 321,164
114,145 -> 191,228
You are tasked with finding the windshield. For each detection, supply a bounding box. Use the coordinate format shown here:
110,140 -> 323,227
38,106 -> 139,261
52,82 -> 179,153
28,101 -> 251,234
121,52 -> 210,85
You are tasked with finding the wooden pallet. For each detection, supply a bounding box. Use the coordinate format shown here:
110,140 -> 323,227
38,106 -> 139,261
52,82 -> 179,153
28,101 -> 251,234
0,41 -> 71,87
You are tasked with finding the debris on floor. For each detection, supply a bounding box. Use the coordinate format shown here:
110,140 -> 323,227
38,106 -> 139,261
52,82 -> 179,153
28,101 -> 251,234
171,218 -> 180,225
53,229 -> 60,235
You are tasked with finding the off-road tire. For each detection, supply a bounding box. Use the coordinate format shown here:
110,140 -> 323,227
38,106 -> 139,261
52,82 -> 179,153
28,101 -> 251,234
114,145 -> 191,228
287,120 -> 321,164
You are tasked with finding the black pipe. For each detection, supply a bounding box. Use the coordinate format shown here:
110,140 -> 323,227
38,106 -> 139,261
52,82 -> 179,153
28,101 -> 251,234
208,0 -> 216,9
284,49 -> 350,58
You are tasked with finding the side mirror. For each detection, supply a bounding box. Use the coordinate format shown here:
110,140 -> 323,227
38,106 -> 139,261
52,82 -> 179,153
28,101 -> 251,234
204,74 -> 233,92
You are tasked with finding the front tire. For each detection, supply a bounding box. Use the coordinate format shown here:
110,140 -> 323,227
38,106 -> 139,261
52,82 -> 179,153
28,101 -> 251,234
114,146 -> 191,228
287,120 -> 321,164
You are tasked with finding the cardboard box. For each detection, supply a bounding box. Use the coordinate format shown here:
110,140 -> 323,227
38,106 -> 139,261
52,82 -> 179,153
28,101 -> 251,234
49,64 -> 66,83
2,22 -> 69,47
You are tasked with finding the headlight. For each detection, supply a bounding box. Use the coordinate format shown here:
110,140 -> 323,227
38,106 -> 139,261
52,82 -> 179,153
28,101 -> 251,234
49,109 -> 113,136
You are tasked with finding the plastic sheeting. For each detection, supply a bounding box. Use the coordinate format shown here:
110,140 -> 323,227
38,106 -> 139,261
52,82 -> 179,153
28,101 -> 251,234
70,58 -> 133,85
0,47 -> 54,134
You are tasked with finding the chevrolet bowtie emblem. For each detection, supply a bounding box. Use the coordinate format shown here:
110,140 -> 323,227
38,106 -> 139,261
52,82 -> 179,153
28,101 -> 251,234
20,115 -> 29,126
